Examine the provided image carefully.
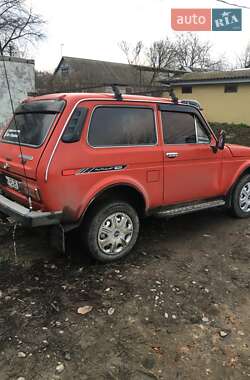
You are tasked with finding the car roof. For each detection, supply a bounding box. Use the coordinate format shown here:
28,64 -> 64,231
24,92 -> 174,104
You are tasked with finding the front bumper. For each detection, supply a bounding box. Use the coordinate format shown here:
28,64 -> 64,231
0,193 -> 63,227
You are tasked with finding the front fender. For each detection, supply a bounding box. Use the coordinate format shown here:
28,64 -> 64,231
226,160 -> 250,196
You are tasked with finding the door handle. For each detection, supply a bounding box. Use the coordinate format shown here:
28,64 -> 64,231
166,152 -> 179,158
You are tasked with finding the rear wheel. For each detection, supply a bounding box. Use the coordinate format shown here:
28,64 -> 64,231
231,174 -> 250,218
83,201 -> 140,262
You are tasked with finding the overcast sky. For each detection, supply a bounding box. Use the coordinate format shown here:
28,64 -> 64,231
27,0 -> 250,72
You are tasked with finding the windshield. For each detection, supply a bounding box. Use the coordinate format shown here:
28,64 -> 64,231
2,100 -> 65,147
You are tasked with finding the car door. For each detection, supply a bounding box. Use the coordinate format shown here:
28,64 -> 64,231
160,104 -> 223,205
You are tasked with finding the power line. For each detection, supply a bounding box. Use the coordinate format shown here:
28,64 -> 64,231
216,0 -> 250,9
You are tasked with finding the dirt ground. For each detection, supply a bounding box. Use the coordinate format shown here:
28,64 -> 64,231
0,126 -> 249,380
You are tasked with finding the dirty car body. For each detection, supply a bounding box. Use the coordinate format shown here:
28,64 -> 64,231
0,92 -> 250,262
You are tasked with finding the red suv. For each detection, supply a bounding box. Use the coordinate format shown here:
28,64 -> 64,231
0,92 -> 250,262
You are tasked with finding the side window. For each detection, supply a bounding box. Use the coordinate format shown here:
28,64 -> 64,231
162,111 -> 196,144
88,107 -> 156,147
195,117 -> 210,144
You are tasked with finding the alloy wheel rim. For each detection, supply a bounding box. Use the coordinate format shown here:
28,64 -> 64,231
97,212 -> 134,255
239,182 -> 250,212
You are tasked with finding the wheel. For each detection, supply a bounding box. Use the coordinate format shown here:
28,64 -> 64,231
83,201 -> 140,262
231,174 -> 250,218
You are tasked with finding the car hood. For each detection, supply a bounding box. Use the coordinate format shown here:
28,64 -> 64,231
226,144 -> 250,157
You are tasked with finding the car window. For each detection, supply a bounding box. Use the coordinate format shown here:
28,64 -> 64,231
88,107 -> 156,147
2,100 -> 65,147
195,117 -> 210,144
162,111 -> 196,144
3,113 -> 57,147
161,111 -> 210,145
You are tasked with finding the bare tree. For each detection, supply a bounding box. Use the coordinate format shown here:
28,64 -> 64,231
237,43 -> 250,68
146,38 -> 177,70
118,40 -> 144,65
0,0 -> 46,55
145,38 -> 178,82
174,33 -> 223,71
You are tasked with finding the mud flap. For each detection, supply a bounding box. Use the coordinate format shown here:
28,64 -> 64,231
50,224 -> 66,253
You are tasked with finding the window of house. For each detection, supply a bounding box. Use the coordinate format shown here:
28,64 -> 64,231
88,107 -> 156,147
126,87 -> 133,94
224,84 -> 238,93
182,86 -> 192,94
161,111 -> 210,145
61,64 -> 69,77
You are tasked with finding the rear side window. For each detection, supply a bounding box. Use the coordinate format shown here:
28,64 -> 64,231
88,107 -> 156,147
162,112 -> 196,144
2,100 -> 65,147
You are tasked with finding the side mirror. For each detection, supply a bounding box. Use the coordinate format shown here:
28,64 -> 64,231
217,129 -> 226,150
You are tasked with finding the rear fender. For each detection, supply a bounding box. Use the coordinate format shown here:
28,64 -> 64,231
76,176 -> 149,220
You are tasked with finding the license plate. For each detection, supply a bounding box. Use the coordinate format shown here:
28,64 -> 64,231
5,176 -> 19,191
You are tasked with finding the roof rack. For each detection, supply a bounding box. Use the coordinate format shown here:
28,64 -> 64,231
163,84 -> 178,104
111,84 -> 123,101
130,84 -> 178,104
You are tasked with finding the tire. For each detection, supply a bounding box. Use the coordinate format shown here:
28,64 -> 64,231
231,174 -> 250,218
83,201 -> 140,262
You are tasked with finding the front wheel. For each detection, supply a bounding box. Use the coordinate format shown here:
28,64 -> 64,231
231,174 -> 250,218
83,201 -> 140,262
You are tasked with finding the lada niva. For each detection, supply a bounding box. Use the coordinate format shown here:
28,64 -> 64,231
0,91 -> 249,262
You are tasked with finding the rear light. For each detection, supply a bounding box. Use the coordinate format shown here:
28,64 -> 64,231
19,183 -> 41,202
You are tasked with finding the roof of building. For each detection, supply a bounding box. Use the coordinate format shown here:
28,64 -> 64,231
0,56 -> 34,65
164,68 -> 250,85
54,56 -> 183,87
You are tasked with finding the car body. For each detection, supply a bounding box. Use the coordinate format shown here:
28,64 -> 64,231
0,92 -> 250,262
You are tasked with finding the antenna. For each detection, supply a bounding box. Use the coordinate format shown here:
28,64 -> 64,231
111,84 -> 123,101
0,45 -> 32,211
60,43 -> 64,57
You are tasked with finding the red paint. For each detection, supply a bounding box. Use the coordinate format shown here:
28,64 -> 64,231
62,169 -> 76,176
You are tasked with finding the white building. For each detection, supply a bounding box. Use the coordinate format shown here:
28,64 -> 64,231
0,56 -> 35,127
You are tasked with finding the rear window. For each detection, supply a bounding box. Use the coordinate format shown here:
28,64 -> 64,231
2,100 -> 65,147
88,106 -> 156,147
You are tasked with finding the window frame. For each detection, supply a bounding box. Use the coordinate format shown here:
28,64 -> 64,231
87,105 -> 158,149
194,116 -> 211,144
159,104 -> 212,146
